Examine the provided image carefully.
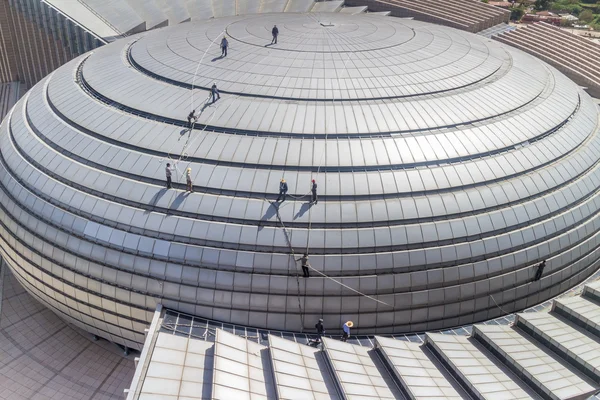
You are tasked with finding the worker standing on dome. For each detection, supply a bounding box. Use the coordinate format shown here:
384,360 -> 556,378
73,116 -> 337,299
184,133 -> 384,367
186,167 -> 193,193
296,253 -> 310,278
165,163 -> 174,189
315,318 -> 325,342
211,83 -> 220,103
533,260 -> 546,281
271,25 -> 279,44
276,178 -> 288,202
341,321 -> 353,342
220,36 -> 228,57
311,179 -> 318,204
187,109 -> 196,128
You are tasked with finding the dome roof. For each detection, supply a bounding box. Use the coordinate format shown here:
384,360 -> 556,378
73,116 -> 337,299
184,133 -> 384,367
1,12 -> 599,347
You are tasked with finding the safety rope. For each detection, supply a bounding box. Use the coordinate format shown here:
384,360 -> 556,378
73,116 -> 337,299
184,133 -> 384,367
180,18 -> 394,333
265,198 -> 306,330
266,198 -> 393,309
304,12 -> 354,255
190,28 -> 227,112
270,16 -> 394,326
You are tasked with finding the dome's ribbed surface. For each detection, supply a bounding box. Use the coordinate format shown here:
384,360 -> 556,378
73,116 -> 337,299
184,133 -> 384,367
1,13 -> 599,349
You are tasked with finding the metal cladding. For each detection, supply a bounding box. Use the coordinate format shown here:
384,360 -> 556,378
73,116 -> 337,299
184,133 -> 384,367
0,12 -> 599,350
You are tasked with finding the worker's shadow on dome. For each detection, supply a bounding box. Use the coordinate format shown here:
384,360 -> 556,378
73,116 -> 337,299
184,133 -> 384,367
169,192 -> 189,211
147,188 -> 168,209
258,202 -> 279,231
294,202 -> 312,220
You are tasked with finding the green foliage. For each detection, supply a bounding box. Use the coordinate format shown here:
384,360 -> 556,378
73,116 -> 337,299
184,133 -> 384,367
580,8 -> 595,21
550,3 -> 583,13
579,3 -> 600,12
535,0 -> 551,10
560,17 -> 575,25
510,6 -> 526,20
533,0 -> 599,29
546,0 -> 599,18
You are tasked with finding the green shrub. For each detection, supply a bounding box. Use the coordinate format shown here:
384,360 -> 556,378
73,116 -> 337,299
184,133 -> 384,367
580,9 -> 595,21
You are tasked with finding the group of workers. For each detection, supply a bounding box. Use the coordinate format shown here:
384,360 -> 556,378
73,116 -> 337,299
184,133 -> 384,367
220,25 -> 278,55
165,163 -> 194,192
176,25 -> 328,287
164,173 -> 318,207
313,319 -> 353,344
276,179 -> 317,204
197,26 -> 278,108
166,25 -> 556,350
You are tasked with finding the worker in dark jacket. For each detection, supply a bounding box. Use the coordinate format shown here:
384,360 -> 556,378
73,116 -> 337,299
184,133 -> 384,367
271,25 -> 279,44
315,318 -> 324,342
297,253 -> 310,278
311,179 -> 318,204
165,163 -> 174,189
211,83 -> 220,103
220,36 -> 228,57
187,110 -> 196,127
276,178 -> 288,202
534,260 -> 546,281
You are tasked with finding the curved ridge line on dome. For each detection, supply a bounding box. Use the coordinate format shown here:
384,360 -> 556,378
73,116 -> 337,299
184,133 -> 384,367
146,20 -> 510,102
135,23 -> 515,103
3,220 -> 600,333
72,58 -> 581,173
3,201 -> 597,311
154,265 -> 600,341
188,27 -> 227,114
177,15 -> 500,77
19,87 -> 600,245
40,83 -> 592,215
21,77 -> 591,238
96,45 -> 541,143
97,51 -> 541,138
3,144 -> 599,300
93,49 -> 574,144
219,23 -> 418,54
19,98 -> 600,239
15,251 -> 599,345
5,122 -> 600,276
126,42 -> 504,102
7,105 -> 600,268
75,47 -> 585,169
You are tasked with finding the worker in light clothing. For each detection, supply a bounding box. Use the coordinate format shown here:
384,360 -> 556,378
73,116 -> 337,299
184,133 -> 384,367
186,168 -> 193,192
296,253 -> 310,278
341,321 -> 353,342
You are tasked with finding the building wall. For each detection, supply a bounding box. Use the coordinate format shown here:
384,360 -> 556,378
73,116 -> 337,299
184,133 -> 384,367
0,0 -> 105,87
0,1 -> 19,83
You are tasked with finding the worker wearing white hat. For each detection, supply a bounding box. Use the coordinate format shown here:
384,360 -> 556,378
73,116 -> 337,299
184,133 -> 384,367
342,321 -> 353,342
